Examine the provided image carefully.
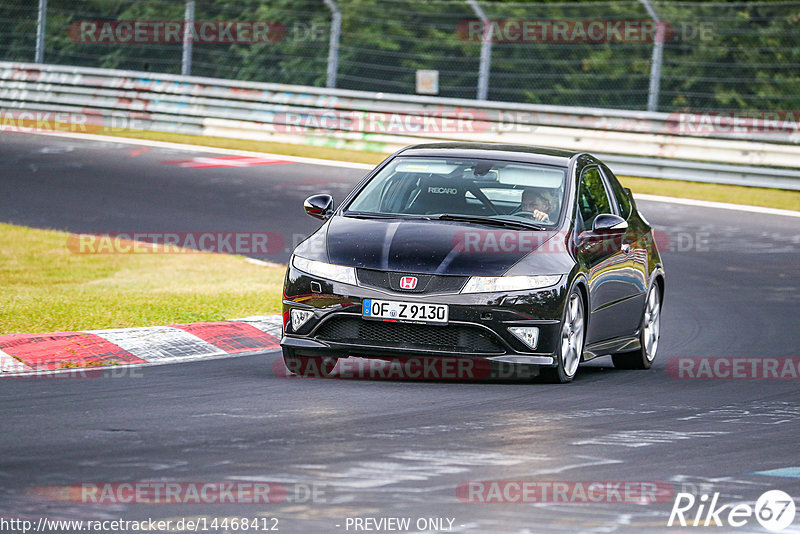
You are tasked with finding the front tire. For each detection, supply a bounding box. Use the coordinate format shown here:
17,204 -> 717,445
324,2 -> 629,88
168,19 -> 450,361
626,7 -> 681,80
282,347 -> 337,377
542,288 -> 585,383
612,283 -> 661,370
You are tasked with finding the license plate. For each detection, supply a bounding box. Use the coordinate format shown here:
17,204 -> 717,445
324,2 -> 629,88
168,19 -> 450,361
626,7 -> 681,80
362,299 -> 448,324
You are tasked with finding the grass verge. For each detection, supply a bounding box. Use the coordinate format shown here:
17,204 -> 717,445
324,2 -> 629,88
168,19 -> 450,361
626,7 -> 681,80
618,175 -> 800,212
0,223 -> 285,335
110,129 -> 388,165
107,129 -> 799,212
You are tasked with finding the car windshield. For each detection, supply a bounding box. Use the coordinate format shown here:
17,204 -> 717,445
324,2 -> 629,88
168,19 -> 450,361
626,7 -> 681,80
345,157 -> 566,226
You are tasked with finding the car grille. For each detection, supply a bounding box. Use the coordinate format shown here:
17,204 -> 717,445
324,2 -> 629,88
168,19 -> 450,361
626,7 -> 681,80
313,316 -> 504,354
357,269 -> 467,294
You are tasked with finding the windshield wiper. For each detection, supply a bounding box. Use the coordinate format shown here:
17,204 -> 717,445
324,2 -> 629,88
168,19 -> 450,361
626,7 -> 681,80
344,211 -> 437,221
343,211 -> 402,219
436,214 -> 546,230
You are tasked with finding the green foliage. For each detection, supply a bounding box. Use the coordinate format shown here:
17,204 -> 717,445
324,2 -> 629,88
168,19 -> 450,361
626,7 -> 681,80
1,0 -> 798,111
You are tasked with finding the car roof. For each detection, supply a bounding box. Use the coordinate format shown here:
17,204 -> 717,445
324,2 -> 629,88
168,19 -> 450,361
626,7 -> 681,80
397,142 -> 580,167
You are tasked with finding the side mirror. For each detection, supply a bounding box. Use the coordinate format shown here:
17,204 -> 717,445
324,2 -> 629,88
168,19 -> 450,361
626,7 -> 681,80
303,194 -> 334,220
592,213 -> 628,233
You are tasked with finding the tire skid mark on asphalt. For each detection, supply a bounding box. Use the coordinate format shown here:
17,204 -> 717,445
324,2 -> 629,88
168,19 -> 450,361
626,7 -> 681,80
572,429 -> 729,448
359,407 -> 658,443
252,451 -> 546,491
519,455 -> 623,476
676,400 -> 800,425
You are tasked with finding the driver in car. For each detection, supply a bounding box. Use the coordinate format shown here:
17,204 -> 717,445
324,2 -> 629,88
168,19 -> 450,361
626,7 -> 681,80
520,188 -> 554,223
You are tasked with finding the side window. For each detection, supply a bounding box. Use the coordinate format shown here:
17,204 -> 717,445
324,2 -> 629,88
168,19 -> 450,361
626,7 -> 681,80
601,165 -> 631,220
577,166 -> 612,231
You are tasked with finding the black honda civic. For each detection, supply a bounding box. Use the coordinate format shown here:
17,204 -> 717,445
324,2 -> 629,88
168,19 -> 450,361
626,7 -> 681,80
281,143 -> 664,382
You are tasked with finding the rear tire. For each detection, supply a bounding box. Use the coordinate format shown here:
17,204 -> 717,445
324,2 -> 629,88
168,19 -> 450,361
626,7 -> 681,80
541,288 -> 585,383
612,284 -> 661,370
282,348 -> 337,377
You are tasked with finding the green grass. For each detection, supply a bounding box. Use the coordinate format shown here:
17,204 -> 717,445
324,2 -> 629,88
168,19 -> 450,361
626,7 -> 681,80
619,176 -> 800,212
0,223 -> 285,335
107,129 -> 799,212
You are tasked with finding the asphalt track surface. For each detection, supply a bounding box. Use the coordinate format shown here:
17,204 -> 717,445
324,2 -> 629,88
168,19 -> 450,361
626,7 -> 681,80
1,133 -> 799,533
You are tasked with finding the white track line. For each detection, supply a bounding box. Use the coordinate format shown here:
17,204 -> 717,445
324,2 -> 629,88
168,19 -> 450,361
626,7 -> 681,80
634,193 -> 800,218
18,131 -> 800,217
26,130 -> 375,170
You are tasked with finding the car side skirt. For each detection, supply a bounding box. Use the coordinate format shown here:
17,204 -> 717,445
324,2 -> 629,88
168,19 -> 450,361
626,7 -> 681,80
583,335 -> 641,361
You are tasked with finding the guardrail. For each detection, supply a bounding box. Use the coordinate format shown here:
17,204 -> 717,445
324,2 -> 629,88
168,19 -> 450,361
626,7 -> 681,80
1,62 -> 799,190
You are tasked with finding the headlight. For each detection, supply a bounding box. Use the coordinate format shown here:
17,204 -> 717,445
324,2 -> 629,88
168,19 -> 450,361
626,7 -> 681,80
461,275 -> 562,293
292,256 -> 357,285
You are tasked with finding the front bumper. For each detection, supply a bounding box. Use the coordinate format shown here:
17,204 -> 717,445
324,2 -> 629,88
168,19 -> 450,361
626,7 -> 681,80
281,264 -> 569,367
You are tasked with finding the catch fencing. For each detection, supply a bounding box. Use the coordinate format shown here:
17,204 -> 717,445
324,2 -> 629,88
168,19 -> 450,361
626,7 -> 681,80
1,0 -> 799,112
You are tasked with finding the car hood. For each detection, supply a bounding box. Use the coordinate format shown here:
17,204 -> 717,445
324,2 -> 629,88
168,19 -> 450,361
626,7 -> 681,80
302,216 -> 568,276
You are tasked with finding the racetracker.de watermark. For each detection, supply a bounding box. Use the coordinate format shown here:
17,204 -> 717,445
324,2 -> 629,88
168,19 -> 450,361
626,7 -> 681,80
3,366 -> 145,380
666,111 -> 800,137
274,356 -> 539,381
289,229 -> 708,258
67,232 -> 285,255
456,480 -> 674,503
667,357 -> 800,380
69,21 -> 286,43
450,229 -> 703,254
0,111 -> 103,133
457,19 -> 675,43
272,109 -> 491,134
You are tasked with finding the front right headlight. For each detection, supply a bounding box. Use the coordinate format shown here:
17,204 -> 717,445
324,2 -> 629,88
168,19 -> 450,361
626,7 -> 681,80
292,256 -> 357,285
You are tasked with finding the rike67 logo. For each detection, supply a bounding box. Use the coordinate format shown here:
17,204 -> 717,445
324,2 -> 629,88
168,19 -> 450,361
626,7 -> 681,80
668,490 -> 796,531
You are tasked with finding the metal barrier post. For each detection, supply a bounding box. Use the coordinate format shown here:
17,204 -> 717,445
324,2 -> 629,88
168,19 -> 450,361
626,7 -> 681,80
324,0 -> 341,89
35,0 -> 47,63
467,0 -> 491,101
182,1 -> 195,76
639,0 -> 664,112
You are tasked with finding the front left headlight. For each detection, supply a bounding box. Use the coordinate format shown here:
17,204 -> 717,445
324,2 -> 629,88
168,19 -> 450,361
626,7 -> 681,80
461,275 -> 562,293
292,255 -> 357,285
